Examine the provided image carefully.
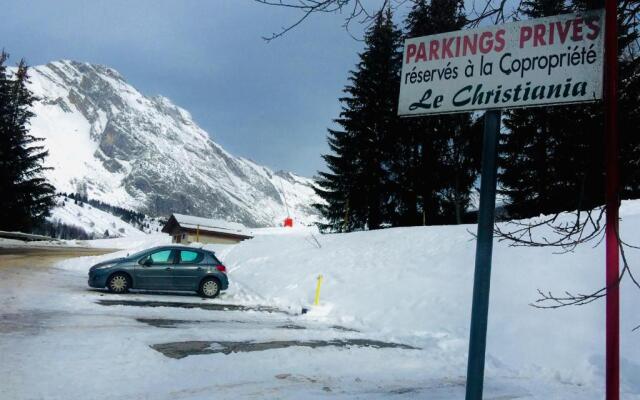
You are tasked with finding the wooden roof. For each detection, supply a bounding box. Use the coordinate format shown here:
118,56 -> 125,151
162,214 -> 253,239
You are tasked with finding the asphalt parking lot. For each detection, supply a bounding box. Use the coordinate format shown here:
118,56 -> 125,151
0,246 -> 432,400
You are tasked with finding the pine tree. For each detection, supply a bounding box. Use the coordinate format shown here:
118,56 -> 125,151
0,53 -> 55,231
314,128 -> 364,231
403,0 -> 479,225
619,49 -> 640,199
500,0 -> 640,218
499,0 -> 592,219
315,9 -> 403,231
584,0 -> 640,201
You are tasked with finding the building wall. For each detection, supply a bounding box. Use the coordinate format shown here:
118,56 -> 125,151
186,233 -> 243,244
169,227 -> 184,244
170,231 -> 244,245
169,226 -> 248,244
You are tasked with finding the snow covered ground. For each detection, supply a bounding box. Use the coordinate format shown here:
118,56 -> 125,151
1,201 -> 639,399
221,203 -> 640,398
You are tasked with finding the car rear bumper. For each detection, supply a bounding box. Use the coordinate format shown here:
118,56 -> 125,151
218,274 -> 229,290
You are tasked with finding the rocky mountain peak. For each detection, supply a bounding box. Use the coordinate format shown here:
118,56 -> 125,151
26,60 -> 321,227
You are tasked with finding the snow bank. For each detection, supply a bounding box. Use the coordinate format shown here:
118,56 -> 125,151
221,200 -> 640,395
55,234 -> 171,272
82,233 -> 171,249
0,238 -> 82,248
250,225 -> 320,236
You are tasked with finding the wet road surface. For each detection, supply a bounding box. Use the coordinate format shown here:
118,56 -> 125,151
152,338 -> 419,359
0,245 -> 451,400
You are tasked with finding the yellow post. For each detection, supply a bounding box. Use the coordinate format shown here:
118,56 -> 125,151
196,224 -> 200,242
314,274 -> 323,306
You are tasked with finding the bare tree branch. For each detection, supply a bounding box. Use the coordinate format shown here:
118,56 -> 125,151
494,207 -> 605,253
253,0 -> 527,41
254,0 -> 392,42
254,0 -> 640,332
496,207 -> 640,332
254,0 -> 638,41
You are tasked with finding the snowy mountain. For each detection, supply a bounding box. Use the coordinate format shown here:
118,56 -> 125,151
25,60 -> 321,227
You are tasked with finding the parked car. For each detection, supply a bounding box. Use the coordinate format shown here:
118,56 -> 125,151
88,246 -> 228,298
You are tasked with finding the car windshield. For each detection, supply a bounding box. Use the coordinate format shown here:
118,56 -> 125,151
126,247 -> 161,260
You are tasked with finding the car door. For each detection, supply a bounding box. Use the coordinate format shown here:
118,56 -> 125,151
135,249 -> 177,290
173,249 -> 207,290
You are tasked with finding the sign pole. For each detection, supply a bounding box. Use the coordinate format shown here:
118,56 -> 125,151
465,109 -> 501,400
604,1 -> 619,399
397,13 -> 606,398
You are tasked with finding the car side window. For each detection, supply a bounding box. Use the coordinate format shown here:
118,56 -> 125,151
179,250 -> 203,264
149,250 -> 173,264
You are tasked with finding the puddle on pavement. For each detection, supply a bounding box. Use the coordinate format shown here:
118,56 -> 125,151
331,325 -> 360,333
0,311 -> 53,334
97,299 -> 290,314
100,300 -> 362,333
135,318 -> 254,328
277,324 -> 306,330
135,318 -> 357,333
151,339 -> 420,359
136,318 -> 199,328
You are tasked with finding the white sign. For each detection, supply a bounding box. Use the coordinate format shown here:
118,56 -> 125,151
398,10 -> 605,116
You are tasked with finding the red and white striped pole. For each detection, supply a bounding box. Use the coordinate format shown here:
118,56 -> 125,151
604,0 -> 619,399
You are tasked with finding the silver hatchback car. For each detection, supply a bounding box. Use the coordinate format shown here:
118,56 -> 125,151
88,246 -> 229,298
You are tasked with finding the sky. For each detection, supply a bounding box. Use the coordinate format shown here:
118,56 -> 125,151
1,0 -> 391,177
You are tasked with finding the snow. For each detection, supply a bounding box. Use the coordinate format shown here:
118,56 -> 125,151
28,96 -> 96,193
251,225 -> 320,236
209,199 -> 640,396
0,237 -> 82,248
82,233 -> 171,250
26,63 -> 132,205
0,233 -> 170,251
3,200 -> 639,398
170,213 -> 250,236
48,198 -> 147,238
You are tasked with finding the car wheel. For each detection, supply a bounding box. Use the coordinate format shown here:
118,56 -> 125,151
107,273 -> 130,294
199,277 -> 220,298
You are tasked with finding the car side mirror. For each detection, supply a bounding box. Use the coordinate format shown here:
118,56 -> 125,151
142,258 -> 152,266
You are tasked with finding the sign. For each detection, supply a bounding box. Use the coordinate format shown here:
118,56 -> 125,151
398,10 -> 605,116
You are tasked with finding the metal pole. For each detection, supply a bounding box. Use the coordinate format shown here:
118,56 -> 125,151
604,1 -> 619,399
465,109 -> 501,400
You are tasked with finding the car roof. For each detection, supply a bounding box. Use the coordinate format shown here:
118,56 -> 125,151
145,245 -> 214,253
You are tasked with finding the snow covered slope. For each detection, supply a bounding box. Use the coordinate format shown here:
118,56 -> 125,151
25,60 -> 320,227
52,200 -> 640,398
216,201 -> 640,398
48,197 -> 147,238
